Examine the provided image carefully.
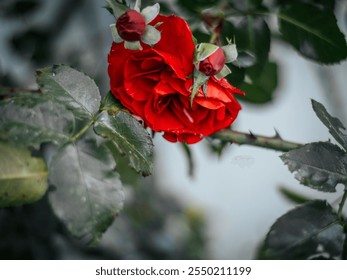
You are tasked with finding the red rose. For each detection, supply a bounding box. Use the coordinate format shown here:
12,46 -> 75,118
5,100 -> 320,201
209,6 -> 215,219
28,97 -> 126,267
199,47 -> 226,76
108,15 -> 243,144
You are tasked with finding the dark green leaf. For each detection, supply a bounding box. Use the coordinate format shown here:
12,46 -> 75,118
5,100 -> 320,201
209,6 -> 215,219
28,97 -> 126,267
279,186 -> 311,204
49,139 -> 124,243
177,0 -> 219,13
0,94 -> 74,149
280,142 -> 347,192
259,200 -> 345,259
94,111 -> 153,176
192,30 -> 210,46
228,0 -> 264,11
223,16 -> 270,74
0,142 -> 48,207
225,64 -> 245,87
278,3 -> 347,64
272,0 -> 335,10
237,61 -> 278,104
36,65 -> 101,120
105,141 -> 141,186
312,99 -> 347,151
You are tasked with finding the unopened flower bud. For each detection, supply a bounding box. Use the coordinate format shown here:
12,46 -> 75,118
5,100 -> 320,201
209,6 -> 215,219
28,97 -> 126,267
198,47 -> 226,76
116,10 -> 146,41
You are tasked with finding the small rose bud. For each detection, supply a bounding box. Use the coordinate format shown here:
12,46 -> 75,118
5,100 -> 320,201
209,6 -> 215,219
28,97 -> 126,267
116,10 -> 146,41
198,47 -> 226,76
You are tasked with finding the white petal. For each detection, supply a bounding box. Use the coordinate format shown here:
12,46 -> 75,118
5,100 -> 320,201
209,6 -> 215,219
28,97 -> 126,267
141,3 -> 160,24
141,25 -> 161,46
124,40 -> 143,50
109,24 -> 123,43
222,44 -> 238,63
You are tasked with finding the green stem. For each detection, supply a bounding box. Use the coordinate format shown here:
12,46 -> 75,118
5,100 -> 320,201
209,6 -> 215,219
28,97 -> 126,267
70,116 -> 96,143
209,32 -> 219,44
211,129 -> 303,152
0,86 -> 41,95
338,188 -> 347,222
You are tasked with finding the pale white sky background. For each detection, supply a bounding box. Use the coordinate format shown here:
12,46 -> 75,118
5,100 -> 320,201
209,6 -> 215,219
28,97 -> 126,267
154,40 -> 347,259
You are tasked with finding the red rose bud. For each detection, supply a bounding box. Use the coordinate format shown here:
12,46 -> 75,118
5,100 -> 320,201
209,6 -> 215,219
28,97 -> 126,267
116,10 -> 146,41
198,47 -> 226,76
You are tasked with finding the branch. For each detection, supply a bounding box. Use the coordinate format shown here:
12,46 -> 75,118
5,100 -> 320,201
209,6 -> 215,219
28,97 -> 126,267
0,86 -> 40,96
211,129 -> 303,152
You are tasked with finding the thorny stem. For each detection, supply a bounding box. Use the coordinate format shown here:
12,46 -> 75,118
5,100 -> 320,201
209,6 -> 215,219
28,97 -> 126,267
211,129 -> 303,152
338,188 -> 347,222
0,86 -> 41,95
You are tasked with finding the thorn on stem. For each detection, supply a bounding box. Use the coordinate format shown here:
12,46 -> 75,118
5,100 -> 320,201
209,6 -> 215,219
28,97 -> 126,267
248,130 -> 257,140
274,128 -> 282,140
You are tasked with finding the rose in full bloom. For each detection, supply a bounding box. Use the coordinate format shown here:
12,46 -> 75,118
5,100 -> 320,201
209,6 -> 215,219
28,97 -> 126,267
108,15 -> 244,144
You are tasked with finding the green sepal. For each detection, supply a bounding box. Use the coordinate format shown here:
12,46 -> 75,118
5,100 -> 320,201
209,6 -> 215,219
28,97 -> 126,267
141,25 -> 161,46
134,0 -> 141,12
106,0 -> 129,19
214,65 -> 231,80
195,43 -> 219,62
221,43 -> 238,63
141,3 -> 160,24
109,24 -> 123,43
124,40 -> 142,50
190,70 -> 210,106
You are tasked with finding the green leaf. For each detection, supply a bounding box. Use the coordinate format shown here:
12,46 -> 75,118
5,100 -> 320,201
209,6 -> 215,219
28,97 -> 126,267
0,142 -> 48,208
0,94 -> 74,149
225,64 -> 245,87
278,3 -> 347,64
228,0 -> 264,11
272,0 -> 335,10
280,142 -> 347,192
237,61 -> 278,104
36,65 -> 101,120
49,139 -> 124,243
279,186 -> 311,204
223,16 -> 270,75
177,0 -> 219,13
259,200 -> 345,259
105,141 -> 141,186
94,111 -> 153,176
312,99 -> 347,151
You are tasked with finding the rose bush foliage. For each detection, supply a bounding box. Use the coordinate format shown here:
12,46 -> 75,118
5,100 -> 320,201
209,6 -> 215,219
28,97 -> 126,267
108,14 -> 244,144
